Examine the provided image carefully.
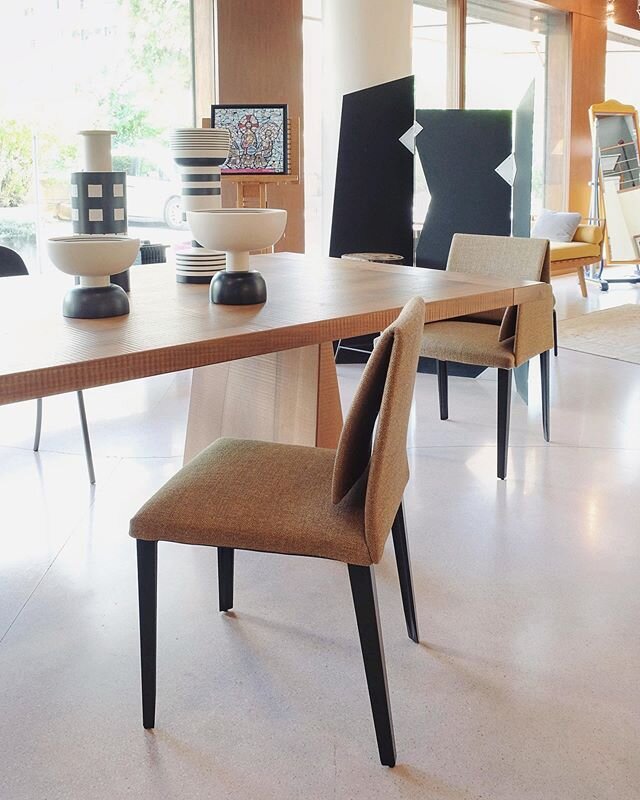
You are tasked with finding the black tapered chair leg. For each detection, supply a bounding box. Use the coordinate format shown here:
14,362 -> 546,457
76,391 -> 96,485
436,360 -> 448,420
348,564 -> 396,767
552,309 -> 559,357
391,503 -> 419,643
33,398 -> 43,451
137,539 -> 158,730
540,350 -> 551,442
497,369 -> 512,480
218,547 -> 234,612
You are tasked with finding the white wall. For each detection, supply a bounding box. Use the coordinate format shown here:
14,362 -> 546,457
321,0 -> 413,251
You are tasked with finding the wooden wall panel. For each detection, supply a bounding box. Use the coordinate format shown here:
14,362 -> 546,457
545,0 -> 640,29
544,1 -> 640,216
568,13 -> 607,215
615,0 -> 640,30
192,0 -> 215,125
545,0 -> 640,30
544,0 -> 605,18
215,0 -> 305,253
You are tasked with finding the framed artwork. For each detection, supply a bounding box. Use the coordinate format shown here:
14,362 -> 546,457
211,104 -> 288,175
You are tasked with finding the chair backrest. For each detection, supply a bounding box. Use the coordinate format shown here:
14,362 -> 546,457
446,233 -> 550,325
0,246 -> 28,278
332,297 -> 425,563
447,233 -> 549,282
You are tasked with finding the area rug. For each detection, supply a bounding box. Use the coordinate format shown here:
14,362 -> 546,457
559,304 -> 640,364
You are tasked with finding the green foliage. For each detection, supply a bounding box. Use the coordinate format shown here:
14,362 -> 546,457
0,121 -> 32,207
126,0 -> 191,87
0,219 -> 36,249
106,0 -> 193,144
107,89 -> 161,146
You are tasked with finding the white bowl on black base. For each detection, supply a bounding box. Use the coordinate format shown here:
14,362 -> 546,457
186,208 -> 287,305
47,235 -> 140,319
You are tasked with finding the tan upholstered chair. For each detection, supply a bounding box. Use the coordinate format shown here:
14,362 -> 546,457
420,234 -> 553,480
548,222 -> 605,298
129,297 -> 425,768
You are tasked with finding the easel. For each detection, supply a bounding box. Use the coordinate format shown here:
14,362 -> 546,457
201,116 -> 301,209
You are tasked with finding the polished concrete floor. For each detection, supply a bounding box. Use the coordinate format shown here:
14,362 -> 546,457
1,271 -> 639,799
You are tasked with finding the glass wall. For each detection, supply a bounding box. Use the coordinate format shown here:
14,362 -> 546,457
465,0 -> 569,215
413,1 -> 448,225
413,1 -> 448,111
606,24 -> 640,111
0,0 -> 193,272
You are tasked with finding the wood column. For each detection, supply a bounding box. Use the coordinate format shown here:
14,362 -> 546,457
567,12 -> 607,216
446,0 -> 466,109
192,0 -> 215,125
215,0 -> 305,253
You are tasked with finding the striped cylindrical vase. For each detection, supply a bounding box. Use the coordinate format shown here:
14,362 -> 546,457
170,128 -> 231,284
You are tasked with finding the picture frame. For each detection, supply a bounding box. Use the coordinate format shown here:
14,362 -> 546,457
211,104 -> 288,175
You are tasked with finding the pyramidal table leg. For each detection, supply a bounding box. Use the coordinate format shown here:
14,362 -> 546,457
183,342 -> 343,464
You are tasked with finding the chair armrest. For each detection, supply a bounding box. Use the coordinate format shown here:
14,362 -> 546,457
513,285 -> 554,366
573,224 -> 604,246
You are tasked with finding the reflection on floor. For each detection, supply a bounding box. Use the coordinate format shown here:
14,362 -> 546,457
1,272 -> 639,799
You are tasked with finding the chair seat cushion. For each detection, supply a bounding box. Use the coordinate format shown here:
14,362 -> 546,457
549,241 -> 601,262
421,321 -> 516,369
130,438 -> 373,566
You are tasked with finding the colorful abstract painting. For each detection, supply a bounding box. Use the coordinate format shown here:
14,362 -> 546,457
211,104 -> 288,175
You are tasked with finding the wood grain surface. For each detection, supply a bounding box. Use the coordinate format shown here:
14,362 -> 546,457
0,253 -> 549,406
184,344 -> 324,463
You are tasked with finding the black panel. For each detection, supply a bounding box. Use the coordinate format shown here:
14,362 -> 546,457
415,110 -> 512,269
513,82 -> 534,238
330,76 -> 414,266
417,357 -> 486,378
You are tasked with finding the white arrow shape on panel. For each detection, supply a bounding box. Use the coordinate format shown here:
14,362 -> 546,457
495,153 -> 517,187
399,121 -> 424,154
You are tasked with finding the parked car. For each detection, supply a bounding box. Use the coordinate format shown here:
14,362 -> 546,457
111,147 -> 186,229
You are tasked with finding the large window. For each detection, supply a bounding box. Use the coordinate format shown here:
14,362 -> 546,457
465,0 -> 569,214
606,24 -> 640,111
413,1 -> 448,111
413,1 -> 448,225
0,0 -> 194,272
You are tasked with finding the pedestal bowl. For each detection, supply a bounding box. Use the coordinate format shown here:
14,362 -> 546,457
186,208 -> 287,305
47,235 -> 140,318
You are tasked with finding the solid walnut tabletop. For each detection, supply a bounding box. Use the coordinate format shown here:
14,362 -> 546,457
0,252 -> 549,406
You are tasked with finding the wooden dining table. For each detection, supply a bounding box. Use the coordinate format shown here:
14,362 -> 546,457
0,252 -> 550,462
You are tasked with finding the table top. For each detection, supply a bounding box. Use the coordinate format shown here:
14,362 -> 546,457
0,252 -> 549,405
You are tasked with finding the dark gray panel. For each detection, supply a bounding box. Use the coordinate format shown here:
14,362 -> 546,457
415,110 -> 512,269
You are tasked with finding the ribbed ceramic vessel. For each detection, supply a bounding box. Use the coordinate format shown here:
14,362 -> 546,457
169,127 -> 231,283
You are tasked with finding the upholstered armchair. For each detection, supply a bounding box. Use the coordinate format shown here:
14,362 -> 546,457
548,222 -> 605,298
420,234 -> 554,479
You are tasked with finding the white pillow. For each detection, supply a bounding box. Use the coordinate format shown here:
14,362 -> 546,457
531,209 -> 581,242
